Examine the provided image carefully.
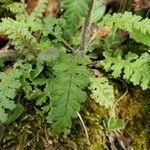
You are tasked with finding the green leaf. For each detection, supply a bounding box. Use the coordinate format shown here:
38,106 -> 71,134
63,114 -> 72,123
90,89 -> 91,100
30,0 -> 48,20
101,12 -> 150,47
90,0 -> 106,23
100,50 -> 150,89
37,46 -> 60,66
106,117 -> 125,132
62,0 -> 90,35
0,69 -> 22,123
6,103 -> 24,125
42,17 -> 63,37
0,108 -> 8,123
7,2 -> 26,15
31,63 -> 44,79
0,18 -> 37,57
46,54 -> 91,134
89,77 -> 115,108
0,0 -> 13,4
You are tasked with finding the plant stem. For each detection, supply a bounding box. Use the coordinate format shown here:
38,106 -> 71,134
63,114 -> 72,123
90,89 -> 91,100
77,111 -> 90,145
79,0 -> 94,52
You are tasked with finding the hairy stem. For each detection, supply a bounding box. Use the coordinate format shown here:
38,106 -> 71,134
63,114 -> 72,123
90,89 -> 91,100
79,0 -> 94,52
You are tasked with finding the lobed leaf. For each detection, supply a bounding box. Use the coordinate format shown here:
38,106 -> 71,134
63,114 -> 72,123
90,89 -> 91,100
0,69 -> 22,122
100,50 -> 150,89
89,77 -> 115,108
101,12 -> 150,46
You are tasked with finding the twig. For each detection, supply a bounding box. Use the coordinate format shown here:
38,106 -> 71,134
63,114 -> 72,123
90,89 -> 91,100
23,130 -> 40,148
76,111 -> 90,145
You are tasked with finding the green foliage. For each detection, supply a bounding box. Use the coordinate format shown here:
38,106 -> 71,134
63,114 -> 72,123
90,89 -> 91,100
7,0 -> 48,21
42,17 -> 65,39
105,117 -> 125,132
13,52 -> 91,134
6,103 -> 24,125
100,49 -> 150,90
101,12 -> 150,46
37,46 -> 60,66
0,0 -> 12,5
62,0 -> 90,35
47,54 -> 91,134
89,77 -> 115,108
0,0 -> 49,58
30,0 -> 48,20
0,0 -> 149,138
0,18 -> 37,57
0,69 -> 22,123
90,0 -> 106,23
6,1 -> 27,17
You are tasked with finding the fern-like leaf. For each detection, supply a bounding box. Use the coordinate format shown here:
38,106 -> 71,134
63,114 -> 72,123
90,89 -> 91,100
46,54 -> 91,134
89,77 -> 115,108
42,17 -> 64,37
90,0 -> 106,23
62,0 -> 90,35
30,0 -> 48,20
37,46 -> 60,66
100,49 -> 150,89
101,12 -> 150,46
0,69 -> 22,122
0,18 -> 37,57
7,2 -> 25,13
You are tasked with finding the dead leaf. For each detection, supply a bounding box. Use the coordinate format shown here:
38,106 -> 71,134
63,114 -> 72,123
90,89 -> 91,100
117,29 -> 128,44
26,0 -> 38,13
133,0 -> 150,11
0,33 -> 7,41
44,0 -> 60,17
94,27 -> 112,38
92,69 -> 103,77
26,0 -> 60,17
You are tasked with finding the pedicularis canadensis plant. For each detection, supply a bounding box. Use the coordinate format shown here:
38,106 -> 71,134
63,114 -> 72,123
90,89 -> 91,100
0,0 -> 150,135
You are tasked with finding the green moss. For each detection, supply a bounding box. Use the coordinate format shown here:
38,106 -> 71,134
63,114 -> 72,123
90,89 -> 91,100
119,87 -> 150,150
1,88 -> 150,149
